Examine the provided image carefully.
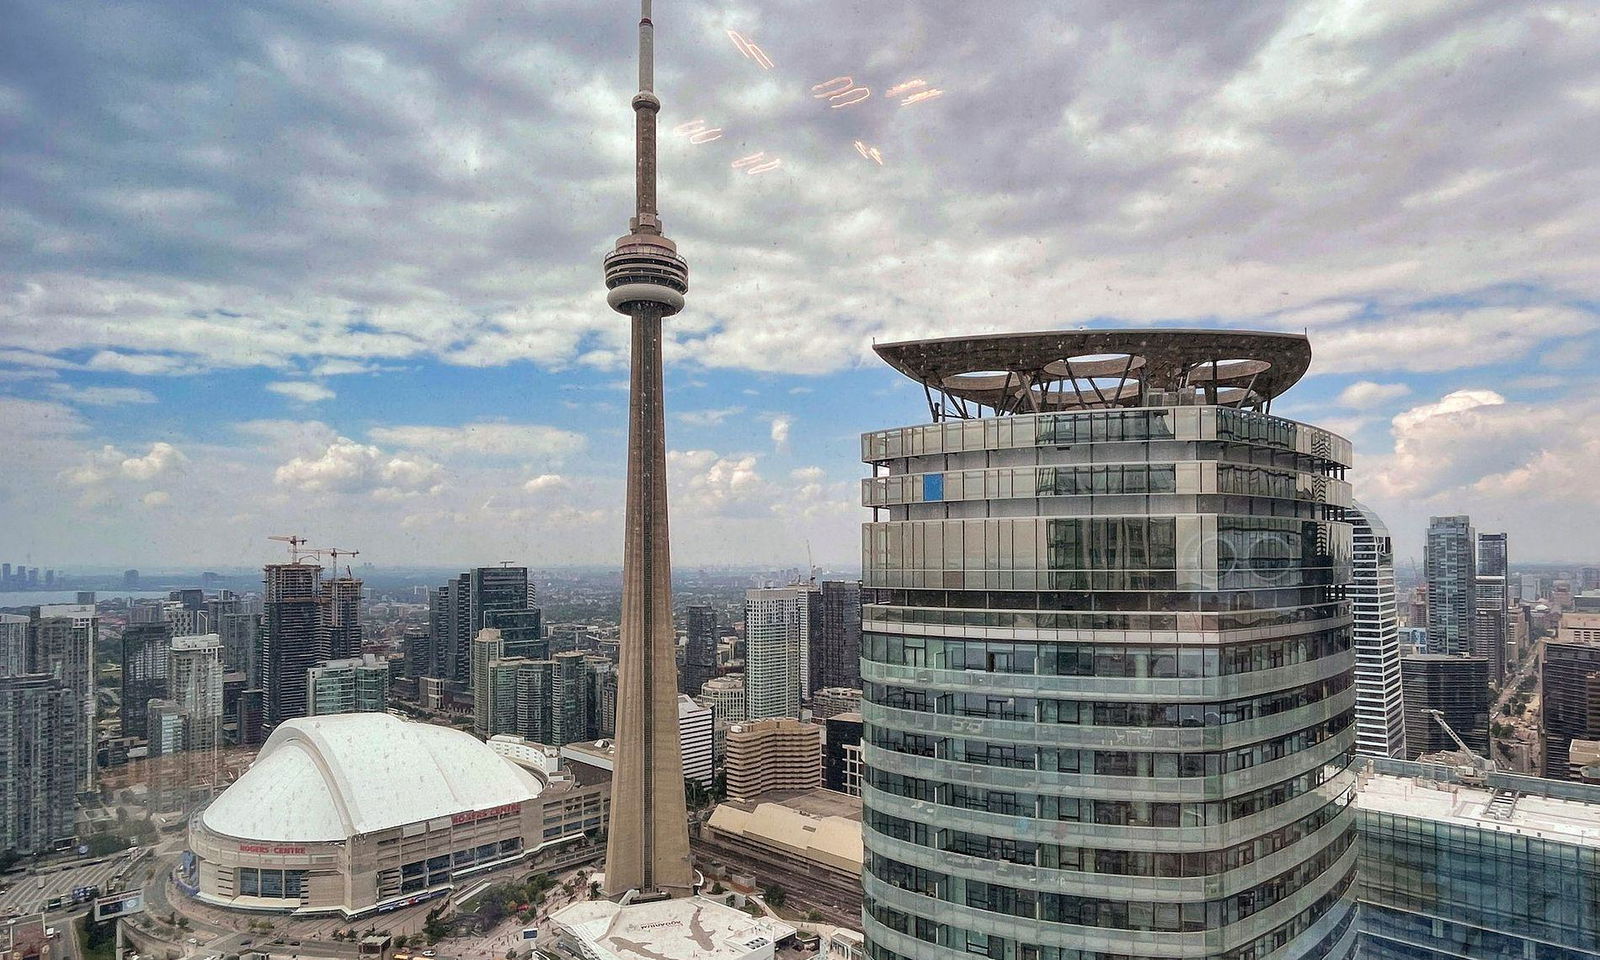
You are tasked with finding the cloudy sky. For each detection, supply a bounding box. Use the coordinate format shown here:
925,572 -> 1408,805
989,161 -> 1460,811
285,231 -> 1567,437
2,0 -> 1598,572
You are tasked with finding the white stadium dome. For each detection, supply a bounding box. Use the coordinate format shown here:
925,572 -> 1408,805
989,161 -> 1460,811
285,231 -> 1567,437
202,713 -> 544,842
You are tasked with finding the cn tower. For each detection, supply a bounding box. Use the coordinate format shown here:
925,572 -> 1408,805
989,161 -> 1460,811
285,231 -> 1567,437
601,0 -> 694,899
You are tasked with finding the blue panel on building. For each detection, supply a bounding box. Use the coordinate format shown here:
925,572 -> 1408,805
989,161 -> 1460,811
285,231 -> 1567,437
922,473 -> 944,502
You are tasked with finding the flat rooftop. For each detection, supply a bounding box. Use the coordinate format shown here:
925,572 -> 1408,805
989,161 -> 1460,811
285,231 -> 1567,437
551,895 -> 796,960
1358,771 -> 1600,848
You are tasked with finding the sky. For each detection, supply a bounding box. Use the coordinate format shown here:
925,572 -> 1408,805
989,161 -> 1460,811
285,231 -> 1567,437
2,0 -> 1598,571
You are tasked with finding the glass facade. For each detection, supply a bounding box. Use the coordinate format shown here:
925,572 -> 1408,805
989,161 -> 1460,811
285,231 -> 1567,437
1357,759 -> 1600,960
860,403 -> 1357,960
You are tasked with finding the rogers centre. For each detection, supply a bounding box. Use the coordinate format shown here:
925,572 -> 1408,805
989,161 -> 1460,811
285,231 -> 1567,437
185,713 -> 553,916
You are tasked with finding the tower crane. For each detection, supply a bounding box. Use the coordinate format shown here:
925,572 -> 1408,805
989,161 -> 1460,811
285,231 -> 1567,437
325,547 -> 361,579
268,535 -> 314,563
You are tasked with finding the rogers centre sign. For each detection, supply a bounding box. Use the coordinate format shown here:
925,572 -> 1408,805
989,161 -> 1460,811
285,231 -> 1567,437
238,844 -> 307,854
452,802 -> 521,826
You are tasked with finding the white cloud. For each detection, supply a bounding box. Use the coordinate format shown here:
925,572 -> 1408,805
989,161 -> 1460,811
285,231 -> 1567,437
370,422 -> 586,461
1335,381 -> 1411,409
267,381 -> 336,404
274,437 -> 444,497
85,351 -> 202,376
119,441 -> 186,480
676,407 -> 744,427
768,415 -> 792,452
46,384 -> 158,406
142,490 -> 171,508
523,473 -> 569,493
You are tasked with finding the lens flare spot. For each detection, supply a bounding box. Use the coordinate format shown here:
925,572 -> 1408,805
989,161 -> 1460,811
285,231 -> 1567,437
886,79 -> 927,97
726,30 -> 774,70
900,88 -> 945,106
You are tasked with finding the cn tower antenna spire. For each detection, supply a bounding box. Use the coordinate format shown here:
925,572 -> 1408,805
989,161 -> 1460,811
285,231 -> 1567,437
601,0 -> 693,900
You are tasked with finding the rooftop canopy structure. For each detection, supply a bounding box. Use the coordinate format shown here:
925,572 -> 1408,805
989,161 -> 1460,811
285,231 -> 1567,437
874,328 -> 1311,420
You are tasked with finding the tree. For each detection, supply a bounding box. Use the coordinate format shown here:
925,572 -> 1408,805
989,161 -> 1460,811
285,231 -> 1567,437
0,849 -> 20,873
587,882 -> 601,901
423,905 -> 451,943
761,884 -> 785,909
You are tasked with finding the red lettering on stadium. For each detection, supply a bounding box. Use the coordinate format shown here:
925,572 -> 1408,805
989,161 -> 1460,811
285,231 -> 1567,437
237,844 -> 307,854
452,803 -> 520,826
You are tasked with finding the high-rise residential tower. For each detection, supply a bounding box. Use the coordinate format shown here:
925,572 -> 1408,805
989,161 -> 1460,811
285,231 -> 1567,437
810,579 -> 864,692
859,331 -> 1358,960
1425,516 -> 1476,656
1473,532 -> 1509,681
120,620 -> 172,741
261,562 -> 329,729
0,674 -> 81,854
29,603 -> 98,791
600,0 -> 694,899
322,574 -> 364,660
1348,502 -> 1407,758
744,585 -> 811,721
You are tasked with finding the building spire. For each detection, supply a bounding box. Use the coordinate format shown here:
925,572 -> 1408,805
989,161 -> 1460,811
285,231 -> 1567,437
631,0 -> 661,236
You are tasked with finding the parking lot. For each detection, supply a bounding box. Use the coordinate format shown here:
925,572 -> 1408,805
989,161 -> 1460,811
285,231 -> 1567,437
0,853 -> 141,918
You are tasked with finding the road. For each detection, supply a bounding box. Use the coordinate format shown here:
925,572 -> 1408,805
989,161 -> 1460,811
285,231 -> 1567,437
0,854 -> 139,918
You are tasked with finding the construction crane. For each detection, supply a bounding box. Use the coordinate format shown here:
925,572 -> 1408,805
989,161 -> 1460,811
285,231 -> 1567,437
268,535 -> 314,563
1427,708 -> 1495,781
325,547 -> 361,579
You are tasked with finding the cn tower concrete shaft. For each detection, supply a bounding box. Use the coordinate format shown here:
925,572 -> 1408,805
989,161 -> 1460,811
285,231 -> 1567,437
601,0 -> 694,899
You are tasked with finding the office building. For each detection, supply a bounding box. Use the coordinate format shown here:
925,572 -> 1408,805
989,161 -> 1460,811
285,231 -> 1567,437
810,579 -> 863,692
1540,637 -> 1600,779
307,655 -> 391,716
824,711 -> 864,796
680,604 -> 717,696
1520,573 -> 1541,604
812,686 -> 862,720
429,566 -> 540,683
1400,655 -> 1489,759
552,651 -> 593,746
120,620 -> 171,740
745,584 -> 812,720
237,688 -> 265,747
1357,757 -> 1600,960
1348,503 -> 1407,758
28,603 -> 98,791
699,673 -> 745,724
859,331 -> 1358,960
1473,532 -> 1509,681
262,562 -> 330,729
725,718 -> 822,801
0,613 -> 27,675
678,694 -> 714,789
0,674 -> 81,854
1425,516 -> 1476,655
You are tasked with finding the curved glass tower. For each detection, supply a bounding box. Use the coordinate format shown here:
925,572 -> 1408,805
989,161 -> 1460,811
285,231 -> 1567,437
1347,502 -> 1406,759
858,331 -> 1359,960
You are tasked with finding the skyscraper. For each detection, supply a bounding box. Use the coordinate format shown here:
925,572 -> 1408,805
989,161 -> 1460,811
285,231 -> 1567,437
217,609 -> 261,685
0,674 -> 81,854
1,613 -> 30,676
261,562 -> 329,729
29,603 -> 98,791
1473,532 -> 1509,681
1425,516 -> 1476,655
322,574 -> 363,660
600,0 -> 694,899
168,633 -> 225,783
859,331 -> 1358,960
429,567 -> 540,680
810,580 -> 863,693
307,655 -> 391,716
1539,637 -> 1600,779
121,620 -> 172,741
1400,655 -> 1489,759
680,604 -> 717,696
1348,502 -> 1407,758
744,585 -> 811,721
471,628 -> 505,735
